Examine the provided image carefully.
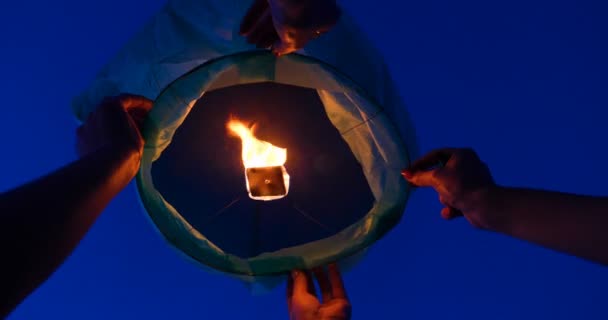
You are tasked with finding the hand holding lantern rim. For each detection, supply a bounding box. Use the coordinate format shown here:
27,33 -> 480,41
288,263 -> 352,320
240,0 -> 341,56
402,148 -> 497,228
76,94 -> 152,163
402,147 -> 608,265
0,94 -> 152,317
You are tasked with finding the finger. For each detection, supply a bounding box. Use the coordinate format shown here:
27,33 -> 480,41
402,169 -> 442,188
327,263 -> 348,300
313,267 -> 332,303
440,206 -> 463,220
240,0 -> 268,36
403,148 -> 459,174
128,108 -> 149,130
291,270 -> 316,298
272,39 -> 296,56
448,147 -> 481,169
440,207 -> 450,219
448,207 -> 464,219
439,196 -> 464,220
111,94 -> 153,130
115,94 -> 153,112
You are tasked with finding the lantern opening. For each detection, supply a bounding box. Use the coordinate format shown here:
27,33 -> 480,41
142,52 -> 413,271
227,118 -> 290,201
151,82 -> 378,259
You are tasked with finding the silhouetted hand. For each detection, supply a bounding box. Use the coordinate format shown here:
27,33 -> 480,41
287,264 -> 351,320
240,0 -> 341,56
402,148 -> 499,229
76,94 -> 152,159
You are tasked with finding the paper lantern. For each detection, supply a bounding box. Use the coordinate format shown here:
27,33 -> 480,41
73,0 -> 418,288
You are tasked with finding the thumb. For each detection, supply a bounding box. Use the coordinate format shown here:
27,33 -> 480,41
291,270 -> 313,297
272,40 -> 295,56
402,169 -> 439,189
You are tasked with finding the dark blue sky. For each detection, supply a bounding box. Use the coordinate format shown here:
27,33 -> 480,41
2,0 -> 607,319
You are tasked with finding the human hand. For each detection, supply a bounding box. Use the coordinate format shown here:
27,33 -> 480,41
401,148 -> 499,229
76,94 -> 152,159
287,264 -> 351,320
240,0 -> 341,56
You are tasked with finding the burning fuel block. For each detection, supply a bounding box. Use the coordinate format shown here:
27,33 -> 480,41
246,166 -> 287,198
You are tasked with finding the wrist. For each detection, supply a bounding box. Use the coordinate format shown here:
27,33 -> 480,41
467,185 -> 510,231
103,143 -> 142,182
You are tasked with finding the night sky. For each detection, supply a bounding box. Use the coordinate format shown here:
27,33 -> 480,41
2,0 -> 607,319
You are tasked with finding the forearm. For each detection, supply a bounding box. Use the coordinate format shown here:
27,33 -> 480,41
485,186 -> 608,265
0,145 -> 140,316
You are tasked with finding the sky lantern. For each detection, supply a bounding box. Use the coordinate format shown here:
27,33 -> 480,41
73,0 -> 418,290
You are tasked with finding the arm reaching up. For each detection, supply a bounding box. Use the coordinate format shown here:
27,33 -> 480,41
0,94 -> 152,317
402,148 -> 608,265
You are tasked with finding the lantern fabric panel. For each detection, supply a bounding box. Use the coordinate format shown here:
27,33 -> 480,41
72,0 -> 418,287
72,0 -> 418,155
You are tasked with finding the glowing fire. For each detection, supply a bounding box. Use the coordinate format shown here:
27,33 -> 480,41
227,118 -> 290,201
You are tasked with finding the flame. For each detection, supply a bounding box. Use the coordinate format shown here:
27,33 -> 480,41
227,120 -> 286,168
227,118 -> 290,201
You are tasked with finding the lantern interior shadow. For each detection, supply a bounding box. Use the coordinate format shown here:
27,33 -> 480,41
151,82 -> 375,258
136,52 -> 411,276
